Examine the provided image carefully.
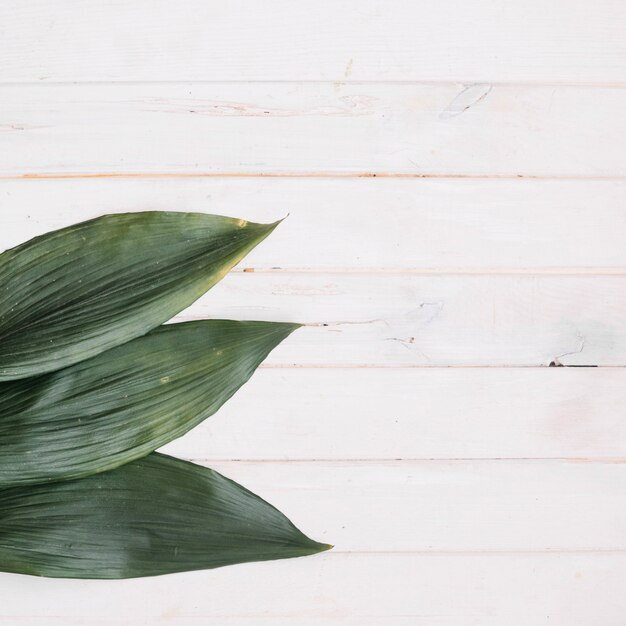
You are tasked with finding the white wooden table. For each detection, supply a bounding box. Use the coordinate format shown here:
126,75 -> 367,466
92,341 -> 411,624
1,2 -> 625,623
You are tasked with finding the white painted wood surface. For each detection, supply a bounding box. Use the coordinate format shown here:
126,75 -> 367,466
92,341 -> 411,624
2,83 -> 626,177
152,459 -> 626,552
2,554 -> 625,625
2,1 -> 626,83
1,2 -> 624,624
160,368 -> 626,460
2,178 -> 625,271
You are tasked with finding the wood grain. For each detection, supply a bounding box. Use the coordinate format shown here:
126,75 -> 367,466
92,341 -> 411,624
2,1 -> 626,83
172,272 -> 626,366
160,368 -> 626,461
1,553 -> 624,625
1,83 -> 625,177
189,459 -> 626,552
4,178 -> 626,271
2,178 -> 626,271
2,2 -> 623,622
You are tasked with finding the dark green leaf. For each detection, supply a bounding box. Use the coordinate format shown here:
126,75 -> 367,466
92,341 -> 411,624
0,453 -> 330,578
0,212 -> 279,380
0,320 -> 298,486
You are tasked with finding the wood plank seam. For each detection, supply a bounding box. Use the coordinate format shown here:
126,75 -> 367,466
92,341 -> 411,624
4,172 -> 626,180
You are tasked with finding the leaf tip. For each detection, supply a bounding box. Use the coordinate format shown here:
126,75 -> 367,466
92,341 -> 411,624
256,213 -> 289,236
268,214 -> 288,231
299,537 -> 334,556
236,215 -> 286,250
265,320 -> 303,337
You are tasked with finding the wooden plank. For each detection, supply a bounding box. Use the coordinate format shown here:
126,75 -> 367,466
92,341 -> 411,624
0,552 -> 624,625
160,368 -> 626,461
1,83 -> 626,177
2,177 -> 625,271
2,1 -> 626,83
169,273 -> 626,366
1,553 -> 626,626
187,459 -> 626,552
1,194 -> 622,363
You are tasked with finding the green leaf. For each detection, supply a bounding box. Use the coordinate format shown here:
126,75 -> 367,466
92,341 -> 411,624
0,320 -> 298,487
0,211 -> 279,381
0,453 -> 331,578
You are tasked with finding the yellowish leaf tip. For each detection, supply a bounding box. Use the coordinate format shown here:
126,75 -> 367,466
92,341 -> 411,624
271,213 -> 289,227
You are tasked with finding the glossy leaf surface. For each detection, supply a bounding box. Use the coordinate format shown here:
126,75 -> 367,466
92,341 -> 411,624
0,212 -> 278,380
0,453 -> 330,578
0,320 -> 298,486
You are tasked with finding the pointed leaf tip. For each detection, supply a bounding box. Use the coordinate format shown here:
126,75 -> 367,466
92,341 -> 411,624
0,320 -> 295,486
299,541 -> 334,556
0,211 -> 278,380
0,454 -> 327,579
